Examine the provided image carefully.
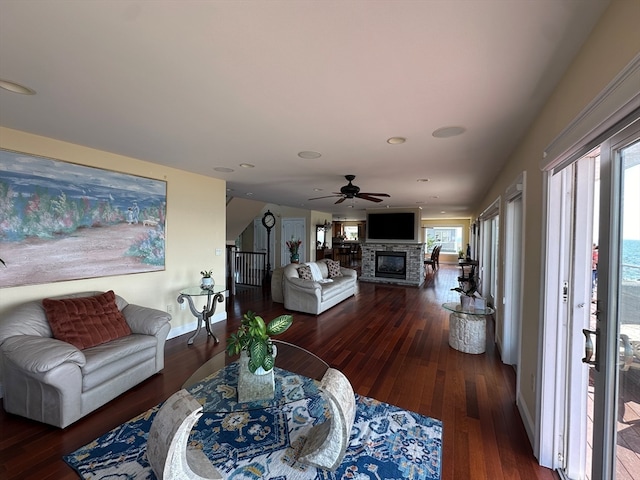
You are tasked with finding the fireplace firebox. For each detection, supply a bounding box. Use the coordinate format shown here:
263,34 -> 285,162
375,251 -> 407,279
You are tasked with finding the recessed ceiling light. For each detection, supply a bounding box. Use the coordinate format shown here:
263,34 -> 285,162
432,126 -> 466,138
0,79 -> 36,95
226,188 -> 234,191
214,167 -> 235,173
440,211 -> 447,214
431,195 -> 439,199
245,192 -> 253,196
298,151 -> 322,159
417,178 -> 430,182
313,188 -> 323,192
239,163 -> 254,168
387,137 -> 406,144
415,201 -> 425,204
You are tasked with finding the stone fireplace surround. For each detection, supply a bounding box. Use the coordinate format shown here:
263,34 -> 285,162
360,242 -> 425,287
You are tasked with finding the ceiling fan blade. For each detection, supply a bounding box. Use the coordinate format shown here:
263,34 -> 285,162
308,194 -> 342,200
357,193 -> 384,202
334,197 -> 347,204
358,192 -> 390,197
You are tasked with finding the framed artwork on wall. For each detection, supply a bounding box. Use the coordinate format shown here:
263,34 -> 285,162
0,149 -> 167,288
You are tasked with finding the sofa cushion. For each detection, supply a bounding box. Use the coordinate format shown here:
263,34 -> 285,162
297,264 -> 313,280
81,334 -> 157,390
326,259 -> 343,278
43,291 -> 132,350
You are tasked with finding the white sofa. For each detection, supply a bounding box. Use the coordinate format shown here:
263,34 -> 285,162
272,259 -> 357,315
0,291 -> 171,428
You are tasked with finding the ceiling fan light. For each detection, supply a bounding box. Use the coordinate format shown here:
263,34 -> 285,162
0,79 -> 36,95
298,151 -> 322,159
432,126 -> 466,138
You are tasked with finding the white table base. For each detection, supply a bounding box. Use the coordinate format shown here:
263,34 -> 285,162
448,312 -> 486,354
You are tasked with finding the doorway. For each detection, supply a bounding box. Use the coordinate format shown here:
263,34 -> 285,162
480,198 -> 500,308
281,218 -> 306,266
542,120 -> 640,479
253,217 -> 275,276
502,172 -> 525,367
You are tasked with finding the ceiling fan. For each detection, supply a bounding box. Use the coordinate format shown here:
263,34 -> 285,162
309,175 -> 390,204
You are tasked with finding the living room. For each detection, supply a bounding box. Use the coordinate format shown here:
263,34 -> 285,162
1,1 -> 639,479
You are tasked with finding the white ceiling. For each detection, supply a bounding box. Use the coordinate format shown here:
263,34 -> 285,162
0,0 -> 609,220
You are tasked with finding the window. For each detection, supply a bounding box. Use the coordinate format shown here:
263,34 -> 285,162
424,226 -> 462,253
344,225 -> 359,241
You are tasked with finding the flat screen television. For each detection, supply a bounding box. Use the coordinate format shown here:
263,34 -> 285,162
366,212 -> 417,241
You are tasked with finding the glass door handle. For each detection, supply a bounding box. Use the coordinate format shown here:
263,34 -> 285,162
582,328 -> 600,371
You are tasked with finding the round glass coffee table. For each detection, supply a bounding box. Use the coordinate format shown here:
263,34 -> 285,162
181,340 -> 330,411
148,341 -> 354,477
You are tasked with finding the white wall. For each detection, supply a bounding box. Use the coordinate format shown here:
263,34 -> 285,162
471,0 -> 640,444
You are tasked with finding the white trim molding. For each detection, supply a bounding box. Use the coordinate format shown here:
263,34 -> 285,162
541,53 -> 640,173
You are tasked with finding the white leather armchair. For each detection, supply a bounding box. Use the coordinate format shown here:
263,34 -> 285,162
0,291 -> 171,428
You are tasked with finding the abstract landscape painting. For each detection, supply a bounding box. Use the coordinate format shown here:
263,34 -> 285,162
0,149 -> 166,288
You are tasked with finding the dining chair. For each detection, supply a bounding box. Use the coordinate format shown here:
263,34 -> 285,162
424,245 -> 440,275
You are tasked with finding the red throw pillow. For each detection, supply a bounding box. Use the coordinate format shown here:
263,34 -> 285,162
43,291 -> 131,350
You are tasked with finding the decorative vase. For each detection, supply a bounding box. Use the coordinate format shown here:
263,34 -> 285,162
290,253 -> 300,264
460,295 -> 475,311
238,350 -> 275,403
201,277 -> 214,289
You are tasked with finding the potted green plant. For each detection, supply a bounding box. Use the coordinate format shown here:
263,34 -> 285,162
451,269 -> 480,309
226,311 -> 293,374
200,269 -> 214,289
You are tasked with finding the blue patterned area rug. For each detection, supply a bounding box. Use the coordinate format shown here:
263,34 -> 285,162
64,363 -> 442,479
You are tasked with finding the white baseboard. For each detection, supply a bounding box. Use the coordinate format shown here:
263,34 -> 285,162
517,390 -> 536,453
167,310 -> 227,340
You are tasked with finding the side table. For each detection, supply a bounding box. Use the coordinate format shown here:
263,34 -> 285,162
443,301 -> 495,354
178,286 -> 225,345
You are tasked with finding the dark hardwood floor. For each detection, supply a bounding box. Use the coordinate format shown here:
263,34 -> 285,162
0,265 -> 558,479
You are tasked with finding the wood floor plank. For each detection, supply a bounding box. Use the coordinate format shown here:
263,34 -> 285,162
0,264 -> 558,480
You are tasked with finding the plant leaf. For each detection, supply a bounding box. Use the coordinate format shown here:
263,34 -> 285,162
249,339 -> 267,370
226,333 -> 240,356
266,314 -> 293,336
247,357 -> 259,373
262,353 -> 275,371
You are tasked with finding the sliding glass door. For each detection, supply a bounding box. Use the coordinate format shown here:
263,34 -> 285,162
591,123 -> 640,479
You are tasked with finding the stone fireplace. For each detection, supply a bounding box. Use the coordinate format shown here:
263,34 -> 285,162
375,251 -> 406,279
360,242 -> 425,286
